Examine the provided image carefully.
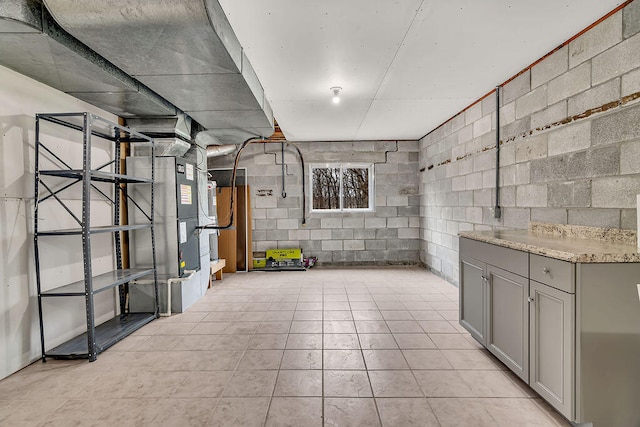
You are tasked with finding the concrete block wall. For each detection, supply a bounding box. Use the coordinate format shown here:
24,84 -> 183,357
209,140 -> 420,264
419,2 -> 640,285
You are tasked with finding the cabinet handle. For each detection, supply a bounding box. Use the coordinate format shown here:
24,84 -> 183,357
527,297 -> 534,303
480,275 -> 488,282
542,267 -> 550,274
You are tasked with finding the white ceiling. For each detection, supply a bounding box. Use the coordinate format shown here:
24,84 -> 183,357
219,0 -> 623,141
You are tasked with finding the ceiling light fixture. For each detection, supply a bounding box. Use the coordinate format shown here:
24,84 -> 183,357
331,86 -> 342,104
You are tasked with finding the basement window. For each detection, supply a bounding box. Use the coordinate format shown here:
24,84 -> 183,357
310,164 -> 373,212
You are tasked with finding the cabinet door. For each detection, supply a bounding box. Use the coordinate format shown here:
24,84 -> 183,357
460,256 -> 486,345
530,280 -> 575,420
486,266 -> 529,382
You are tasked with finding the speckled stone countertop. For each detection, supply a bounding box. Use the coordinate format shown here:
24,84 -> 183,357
459,222 -> 640,263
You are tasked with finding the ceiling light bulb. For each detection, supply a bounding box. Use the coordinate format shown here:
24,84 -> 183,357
331,86 -> 342,104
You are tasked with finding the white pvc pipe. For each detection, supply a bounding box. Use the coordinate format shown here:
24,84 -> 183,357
160,269 -> 196,317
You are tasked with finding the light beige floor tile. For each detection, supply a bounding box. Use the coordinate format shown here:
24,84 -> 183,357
380,310 -> 414,320
324,398 -> 381,427
298,295 -> 323,302
352,310 -> 384,320
0,399 -> 67,426
256,321 -> 291,334
458,370 -> 528,397
242,302 -> 270,311
265,397 -> 323,427
358,334 -> 399,349
290,320 -> 322,333
438,310 -> 459,321
210,334 -> 253,350
368,370 -> 423,397
386,320 -> 424,333
189,322 -> 232,335
286,333 -> 322,349
324,333 -> 360,349
348,294 -> 374,302
413,370 -> 475,397
362,349 -> 409,370
402,301 -> 433,310
235,311 -> 267,322
484,398 -> 561,426
236,350 -> 284,370
531,398 -> 574,426
418,320 -> 459,333
324,370 -> 373,397
403,349 -> 453,370
376,398 -> 440,426
296,302 -> 323,311
449,321 -> 470,334
223,321 -> 262,334
263,310 -> 295,321
248,334 -> 288,350
164,311 -> 208,323
280,349 -> 322,369
210,397 -> 270,427
203,312 -> 242,321
274,370 -> 322,396
324,320 -> 357,333
173,334 -> 218,351
428,397 -> 497,427
268,302 -> 297,311
375,301 -> 406,310
144,398 -> 219,426
393,333 -> 436,349
440,349 -> 505,370
429,333 -> 477,349
224,370 -> 278,397
355,320 -> 390,334
324,349 -> 366,370
324,301 -> 351,310
409,310 -> 444,321
42,398 -> 145,427
324,294 -> 349,301
248,295 -> 274,303
324,310 -> 353,320
350,301 -> 379,310
293,310 -> 323,320
174,371 -> 233,397
155,350 -> 242,371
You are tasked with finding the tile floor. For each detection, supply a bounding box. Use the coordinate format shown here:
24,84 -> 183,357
0,267 -> 570,426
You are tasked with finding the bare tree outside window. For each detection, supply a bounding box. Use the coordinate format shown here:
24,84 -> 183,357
311,165 -> 371,211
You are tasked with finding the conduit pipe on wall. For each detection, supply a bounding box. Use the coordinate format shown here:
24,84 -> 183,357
494,85 -> 502,219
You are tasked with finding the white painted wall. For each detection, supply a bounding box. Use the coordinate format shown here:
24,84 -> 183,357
0,65 -> 120,380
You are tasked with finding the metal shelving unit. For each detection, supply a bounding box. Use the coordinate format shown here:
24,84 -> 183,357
34,112 -> 158,362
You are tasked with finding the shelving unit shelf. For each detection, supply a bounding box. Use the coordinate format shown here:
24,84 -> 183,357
34,112 -> 159,362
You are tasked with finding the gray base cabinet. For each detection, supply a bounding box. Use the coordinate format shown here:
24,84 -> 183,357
460,236 -> 640,426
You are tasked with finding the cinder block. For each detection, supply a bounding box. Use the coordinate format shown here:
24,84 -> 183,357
621,208 -> 637,230
482,93 -> 497,116
452,206 -> 466,221
531,101 -> 568,130
398,228 -> 419,239
375,207 -> 398,218
342,217 -> 365,228
465,103 -> 482,126
252,208 -> 267,219
500,144 -> 516,166
620,139 -> 640,174
365,217 -> 386,229
387,217 -> 409,228
332,229 -> 354,240
547,121 -> 591,157
592,103 -> 640,146
343,240 -> 365,251
332,251 -> 355,262
515,134 -> 548,163
569,11 -> 622,68
365,239 -> 386,250
397,206 -> 420,216
269,208 -> 289,219
548,62 -> 591,106
592,32 -> 640,85
622,68 -> 640,97
466,207 -> 483,223
516,85 -> 547,119
354,228 -> 376,239
501,117 -> 531,142
409,216 -> 420,228
502,207 -> 531,229
266,229 -> 289,240
322,240 -> 343,251
253,196 -> 278,209
255,219 -> 277,230
500,186 -> 516,207
503,70 -> 531,104
592,175 -> 640,208
376,228 -> 398,240
530,145 -> 619,182
568,208 -> 620,228
459,190 -> 474,207
516,184 -> 548,207
473,151 -> 493,172
532,45 -> 569,88
288,229 -> 310,240
499,101 -> 516,126
387,195 -> 409,207
473,115 -> 493,138
473,189 -> 492,206
568,78 -> 620,117
321,217 -> 342,228
277,218 -> 299,230
465,172 -> 483,191
531,208 -> 568,224
624,0 -> 640,38
548,180 -> 591,208
310,229 -> 332,240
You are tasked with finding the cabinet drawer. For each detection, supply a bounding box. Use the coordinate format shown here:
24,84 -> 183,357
460,237 -> 528,277
530,254 -> 575,293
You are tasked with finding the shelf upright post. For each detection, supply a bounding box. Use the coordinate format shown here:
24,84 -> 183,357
33,114 -> 47,362
113,124 -> 125,314
151,140 -> 159,316
82,113 -> 97,361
